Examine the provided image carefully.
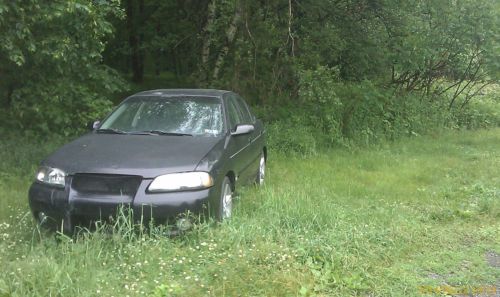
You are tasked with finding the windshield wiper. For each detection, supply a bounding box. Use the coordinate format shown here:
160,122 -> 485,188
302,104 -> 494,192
137,130 -> 193,136
96,128 -> 128,134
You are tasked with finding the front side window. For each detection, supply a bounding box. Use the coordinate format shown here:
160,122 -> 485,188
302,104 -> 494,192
100,96 -> 224,136
226,98 -> 243,130
235,96 -> 254,123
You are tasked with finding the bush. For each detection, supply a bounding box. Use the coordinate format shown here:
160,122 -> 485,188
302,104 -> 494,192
453,84 -> 500,129
261,67 -> 500,152
266,116 -> 318,157
294,68 -> 449,146
8,72 -> 124,136
298,66 -> 344,145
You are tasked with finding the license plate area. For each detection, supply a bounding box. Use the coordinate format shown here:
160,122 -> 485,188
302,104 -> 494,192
71,174 -> 142,198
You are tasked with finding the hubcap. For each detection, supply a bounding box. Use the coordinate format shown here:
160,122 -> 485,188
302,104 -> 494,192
222,182 -> 232,219
258,155 -> 266,185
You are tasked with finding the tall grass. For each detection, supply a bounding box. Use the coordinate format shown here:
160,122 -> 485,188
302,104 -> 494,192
0,129 -> 499,296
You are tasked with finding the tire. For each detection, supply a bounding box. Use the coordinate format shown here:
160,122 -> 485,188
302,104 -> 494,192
217,177 -> 233,221
61,213 -> 74,236
255,153 -> 266,186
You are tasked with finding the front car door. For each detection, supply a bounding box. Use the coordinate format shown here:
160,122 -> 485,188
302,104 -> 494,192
233,94 -> 262,180
224,93 -> 251,183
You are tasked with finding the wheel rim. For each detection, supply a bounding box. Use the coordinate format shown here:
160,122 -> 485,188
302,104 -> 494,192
222,182 -> 232,219
258,155 -> 266,185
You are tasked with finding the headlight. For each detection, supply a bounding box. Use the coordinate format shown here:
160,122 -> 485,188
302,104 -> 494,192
148,172 -> 214,192
36,166 -> 66,188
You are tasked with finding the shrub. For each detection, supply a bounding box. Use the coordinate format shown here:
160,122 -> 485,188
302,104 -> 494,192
453,84 -> 500,129
262,69 -> 500,152
298,66 -> 344,145
266,116 -> 318,157
9,73 -> 123,136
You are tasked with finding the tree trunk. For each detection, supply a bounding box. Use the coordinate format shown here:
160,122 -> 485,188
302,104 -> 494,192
200,0 -> 217,81
212,4 -> 241,81
126,0 -> 144,83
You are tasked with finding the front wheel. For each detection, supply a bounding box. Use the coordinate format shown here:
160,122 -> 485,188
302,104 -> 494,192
216,177 -> 233,221
61,213 -> 74,236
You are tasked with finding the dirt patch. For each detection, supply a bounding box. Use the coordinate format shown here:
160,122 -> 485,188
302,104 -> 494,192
485,251 -> 500,268
423,254 -> 500,297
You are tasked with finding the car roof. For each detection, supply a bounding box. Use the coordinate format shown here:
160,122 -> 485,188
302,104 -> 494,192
132,89 -> 231,98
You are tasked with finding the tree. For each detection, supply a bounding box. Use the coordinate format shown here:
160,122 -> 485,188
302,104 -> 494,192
0,0 -> 125,134
126,0 -> 145,83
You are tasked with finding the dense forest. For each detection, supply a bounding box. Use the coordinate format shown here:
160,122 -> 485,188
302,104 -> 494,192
1,0 -> 499,151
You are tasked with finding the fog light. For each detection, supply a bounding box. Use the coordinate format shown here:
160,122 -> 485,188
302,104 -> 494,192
176,218 -> 193,231
38,212 -> 48,224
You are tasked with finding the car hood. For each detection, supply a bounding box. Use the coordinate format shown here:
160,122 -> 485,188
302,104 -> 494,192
42,133 -> 224,178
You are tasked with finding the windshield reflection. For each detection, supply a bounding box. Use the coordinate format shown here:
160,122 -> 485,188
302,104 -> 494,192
100,96 -> 223,136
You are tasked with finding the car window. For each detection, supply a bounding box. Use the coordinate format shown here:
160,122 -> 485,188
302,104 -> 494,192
226,97 -> 243,130
100,96 -> 224,136
235,96 -> 254,123
104,101 -> 143,129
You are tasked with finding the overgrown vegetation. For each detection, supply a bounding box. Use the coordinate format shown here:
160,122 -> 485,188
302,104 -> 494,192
265,78 -> 500,155
1,0 -> 499,141
0,129 -> 498,296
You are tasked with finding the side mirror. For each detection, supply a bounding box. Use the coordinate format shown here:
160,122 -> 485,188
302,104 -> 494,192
87,120 -> 100,130
231,124 -> 254,136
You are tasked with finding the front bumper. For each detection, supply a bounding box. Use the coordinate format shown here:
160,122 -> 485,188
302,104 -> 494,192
28,176 -> 218,227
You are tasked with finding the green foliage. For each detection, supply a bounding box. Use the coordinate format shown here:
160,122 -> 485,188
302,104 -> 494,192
454,101 -> 500,130
266,116 -> 318,157
8,76 -> 121,135
264,79 -> 500,151
298,66 -> 343,145
334,83 -> 449,143
3,0 -> 500,138
0,0 -> 126,135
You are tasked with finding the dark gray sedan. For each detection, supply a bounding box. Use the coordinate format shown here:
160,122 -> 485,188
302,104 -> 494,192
29,89 -> 266,233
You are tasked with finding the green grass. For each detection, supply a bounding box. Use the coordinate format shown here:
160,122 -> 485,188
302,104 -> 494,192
0,129 -> 499,296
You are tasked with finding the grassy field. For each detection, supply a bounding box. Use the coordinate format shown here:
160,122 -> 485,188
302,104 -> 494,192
0,129 -> 498,296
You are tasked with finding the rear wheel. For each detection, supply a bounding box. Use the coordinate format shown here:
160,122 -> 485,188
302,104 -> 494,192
217,177 -> 233,221
255,153 -> 266,185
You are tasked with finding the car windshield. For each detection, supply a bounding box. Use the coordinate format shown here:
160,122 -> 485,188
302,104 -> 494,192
99,96 -> 224,136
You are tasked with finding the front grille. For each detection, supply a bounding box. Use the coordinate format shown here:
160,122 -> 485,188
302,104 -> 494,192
72,174 -> 142,197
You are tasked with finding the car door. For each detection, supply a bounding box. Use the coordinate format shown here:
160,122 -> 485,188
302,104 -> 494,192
224,94 -> 253,183
234,95 -> 262,179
